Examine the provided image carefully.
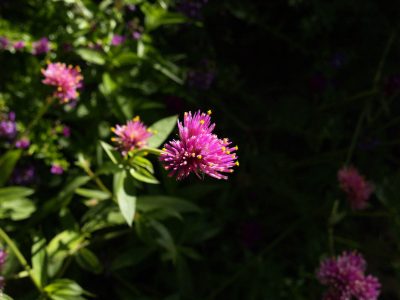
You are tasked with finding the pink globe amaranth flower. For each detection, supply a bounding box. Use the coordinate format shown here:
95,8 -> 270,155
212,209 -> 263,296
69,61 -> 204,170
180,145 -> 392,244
0,248 -> 6,290
111,34 -> 126,46
160,110 -> 239,180
111,116 -> 152,156
13,40 -> 25,50
338,166 -> 374,210
42,62 -> 83,104
15,137 -> 30,149
32,37 -> 50,55
50,163 -> 64,175
317,251 -> 381,300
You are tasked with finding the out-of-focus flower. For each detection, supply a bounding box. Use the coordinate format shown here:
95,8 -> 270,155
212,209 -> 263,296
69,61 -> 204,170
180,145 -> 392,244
0,248 -> 7,290
316,251 -> 380,300
10,164 -> 36,185
160,110 -> 239,180
127,19 -> 143,40
50,163 -> 64,175
42,62 -> 83,103
0,37 -> 9,50
62,125 -> 71,137
13,40 -> 25,50
176,0 -> 208,19
32,37 -> 50,55
111,35 -> 126,46
15,137 -> 30,149
338,166 -> 374,210
111,116 -> 152,156
125,4 -> 136,11
132,31 -> 142,40
0,112 -> 17,140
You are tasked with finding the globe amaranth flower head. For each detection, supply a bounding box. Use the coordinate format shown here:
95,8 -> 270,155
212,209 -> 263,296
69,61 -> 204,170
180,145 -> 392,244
317,251 -> 380,300
0,248 -> 7,290
42,62 -> 83,104
111,116 -> 152,156
32,37 -> 50,55
338,166 -> 374,210
160,110 -> 239,180
0,111 -> 17,140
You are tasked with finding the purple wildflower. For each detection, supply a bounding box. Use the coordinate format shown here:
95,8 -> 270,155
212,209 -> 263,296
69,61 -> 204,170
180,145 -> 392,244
32,37 -> 50,55
42,62 -> 83,103
132,31 -> 142,40
125,4 -> 136,11
160,110 -> 239,180
10,164 -> 36,186
0,37 -> 9,50
13,40 -> 25,50
338,166 -> 374,210
0,112 -> 17,140
50,163 -> 64,175
62,125 -> 71,137
15,137 -> 30,149
317,251 -> 380,300
111,116 -> 152,156
0,249 -> 7,290
111,35 -> 126,46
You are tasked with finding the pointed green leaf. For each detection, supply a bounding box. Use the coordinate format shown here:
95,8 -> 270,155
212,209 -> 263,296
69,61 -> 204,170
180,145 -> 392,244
114,171 -> 137,227
147,115 -> 177,148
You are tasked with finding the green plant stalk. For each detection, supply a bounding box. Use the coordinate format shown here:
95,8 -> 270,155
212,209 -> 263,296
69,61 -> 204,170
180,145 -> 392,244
0,227 -> 43,292
22,96 -> 55,136
81,163 -> 113,198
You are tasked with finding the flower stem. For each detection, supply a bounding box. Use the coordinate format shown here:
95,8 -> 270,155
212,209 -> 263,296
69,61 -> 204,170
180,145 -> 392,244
23,97 -> 54,136
0,227 -> 42,292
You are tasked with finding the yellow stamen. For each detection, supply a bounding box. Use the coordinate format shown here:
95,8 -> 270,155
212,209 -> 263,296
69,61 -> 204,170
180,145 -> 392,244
235,145 -> 239,150
191,153 -> 196,157
111,127 -> 116,132
75,65 -> 81,72
226,151 -> 230,154
133,116 -> 140,121
200,120 -> 205,125
207,110 -> 212,115
221,147 -> 226,151
235,161 -> 239,166
197,155 -> 202,159
57,86 -> 62,92
162,148 -> 166,151
111,137 -> 117,141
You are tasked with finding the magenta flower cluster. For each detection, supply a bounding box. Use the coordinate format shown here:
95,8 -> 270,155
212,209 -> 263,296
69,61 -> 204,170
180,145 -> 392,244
111,117 -> 152,156
0,249 -> 7,290
338,166 -> 374,210
317,251 -> 380,300
42,62 -> 83,104
160,110 -> 238,180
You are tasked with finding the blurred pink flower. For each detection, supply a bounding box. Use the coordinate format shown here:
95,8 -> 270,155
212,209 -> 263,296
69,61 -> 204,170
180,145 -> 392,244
50,163 -> 64,175
160,110 -> 239,180
13,40 -> 25,50
338,166 -> 374,210
32,37 -> 50,55
111,35 -> 126,46
42,62 -> 83,103
317,251 -> 380,300
15,137 -> 30,149
111,116 -> 152,156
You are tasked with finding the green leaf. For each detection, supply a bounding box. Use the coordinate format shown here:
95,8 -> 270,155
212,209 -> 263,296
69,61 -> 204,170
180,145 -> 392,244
142,3 -> 187,31
75,188 -> 110,200
129,168 -> 159,184
100,141 -> 122,164
44,279 -> 88,300
31,236 -> 47,288
0,186 -> 34,202
0,149 -> 22,186
147,115 -> 177,148
110,246 -> 153,271
99,72 -> 117,96
149,219 -> 177,263
75,248 -> 103,274
0,198 -> 36,220
0,294 -> 14,300
47,231 -> 85,278
76,48 -> 105,65
114,171 -> 137,227
112,52 -> 139,67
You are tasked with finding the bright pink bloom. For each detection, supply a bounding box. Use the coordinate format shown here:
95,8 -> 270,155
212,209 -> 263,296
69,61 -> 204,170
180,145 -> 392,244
317,251 -> 380,300
13,40 -> 25,50
42,62 -> 83,103
160,110 -> 239,180
338,166 -> 374,210
111,117 -> 152,156
50,163 -> 64,175
111,35 -> 126,46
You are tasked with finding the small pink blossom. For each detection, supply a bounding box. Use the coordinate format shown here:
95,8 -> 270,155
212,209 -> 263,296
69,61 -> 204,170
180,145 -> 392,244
15,137 -> 30,149
338,166 -> 374,210
13,40 -> 25,50
62,125 -> 71,137
160,110 -> 239,180
50,163 -> 64,175
111,116 -> 152,156
111,35 -> 126,46
32,37 -> 50,55
317,251 -> 380,300
42,62 -> 83,103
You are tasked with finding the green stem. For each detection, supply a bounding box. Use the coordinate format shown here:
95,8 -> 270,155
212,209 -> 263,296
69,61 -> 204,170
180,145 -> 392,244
0,227 -> 42,292
373,30 -> 397,87
23,97 -> 54,136
81,164 -> 113,198
345,108 -> 366,165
